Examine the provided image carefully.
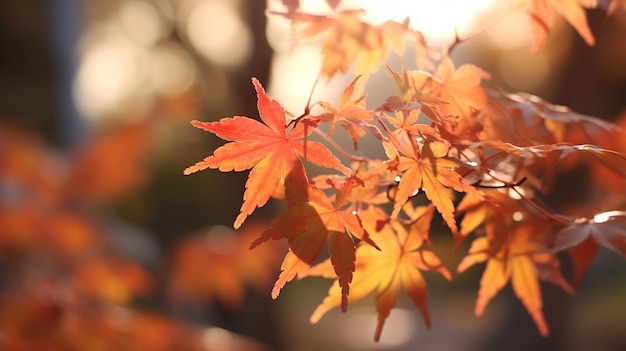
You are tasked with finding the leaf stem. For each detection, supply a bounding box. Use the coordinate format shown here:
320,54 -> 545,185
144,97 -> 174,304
310,127 -> 370,163
510,186 -> 571,225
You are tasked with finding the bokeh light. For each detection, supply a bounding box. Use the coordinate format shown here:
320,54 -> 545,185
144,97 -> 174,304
146,43 -> 196,95
74,34 -> 142,118
184,0 -> 252,68
118,0 -> 168,47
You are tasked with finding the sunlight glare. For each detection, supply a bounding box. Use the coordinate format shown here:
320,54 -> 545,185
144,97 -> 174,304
358,0 -> 498,44
268,45 -> 326,114
593,210 -> 626,224
266,0 -> 500,119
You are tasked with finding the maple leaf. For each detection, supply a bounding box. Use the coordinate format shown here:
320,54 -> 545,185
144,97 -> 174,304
607,0 -> 626,13
381,110 -> 443,158
549,211 -> 626,258
456,191 -> 495,240
458,222 -> 574,336
316,75 -> 374,149
456,190 -> 528,241
464,141 -> 626,179
385,60 -> 490,141
383,66 -> 445,112
75,257 -> 153,305
44,211 -> 99,259
311,160 -> 393,207
273,10 -> 426,78
517,0 -> 597,52
427,57 -> 491,140
306,205 -> 450,341
250,162 -> 377,310
64,122 -> 151,203
169,222 -> 283,308
381,121 -> 483,235
184,78 -> 349,229
487,90 -> 619,144
567,236 -> 599,285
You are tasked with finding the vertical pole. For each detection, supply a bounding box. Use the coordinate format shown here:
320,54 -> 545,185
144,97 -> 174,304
48,0 -> 85,149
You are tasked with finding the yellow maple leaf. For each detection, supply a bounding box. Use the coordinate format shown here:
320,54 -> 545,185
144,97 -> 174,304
305,206 -> 450,341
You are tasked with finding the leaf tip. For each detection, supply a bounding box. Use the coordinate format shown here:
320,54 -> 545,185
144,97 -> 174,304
183,163 -> 205,175
270,285 -> 281,300
234,212 -> 249,230
251,76 -> 264,95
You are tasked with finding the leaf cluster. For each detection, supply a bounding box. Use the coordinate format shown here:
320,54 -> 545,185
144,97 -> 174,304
186,0 -> 626,341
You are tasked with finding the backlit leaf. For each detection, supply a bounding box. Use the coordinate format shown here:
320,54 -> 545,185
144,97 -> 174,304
550,211 -> 626,258
316,75 -> 374,149
272,10 -> 430,78
251,162 -> 375,309
185,78 -> 349,228
458,222 -> 573,336
307,206 -> 450,341
517,0 -> 597,52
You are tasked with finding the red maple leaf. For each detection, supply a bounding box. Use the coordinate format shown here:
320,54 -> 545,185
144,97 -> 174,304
184,78 -> 350,228
250,162 -> 377,311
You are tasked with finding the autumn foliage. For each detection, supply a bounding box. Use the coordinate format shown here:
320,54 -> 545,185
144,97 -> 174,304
185,0 -> 626,342
0,103 -> 282,349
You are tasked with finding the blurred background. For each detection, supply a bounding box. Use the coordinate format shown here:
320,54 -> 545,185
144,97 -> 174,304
0,0 -> 625,350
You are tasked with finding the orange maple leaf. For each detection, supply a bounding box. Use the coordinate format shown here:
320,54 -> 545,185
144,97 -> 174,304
381,110 -> 440,156
250,162 -> 377,311
306,205 -> 450,341
456,190 -> 523,239
385,60 -> 490,141
518,0 -> 597,52
61,122 -> 151,203
169,222 -> 283,308
274,10 -> 424,78
458,222 -> 574,336
74,257 -> 153,305
429,57 -> 491,140
311,160 -> 392,207
381,119 -> 482,235
184,78 -> 349,228
487,90 -> 619,144
383,66 -> 445,112
316,75 -> 374,149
